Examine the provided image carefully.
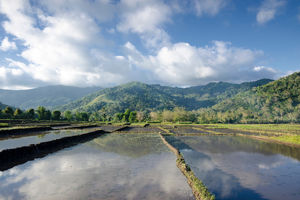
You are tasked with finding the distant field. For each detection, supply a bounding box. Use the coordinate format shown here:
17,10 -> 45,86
201,124 -> 300,146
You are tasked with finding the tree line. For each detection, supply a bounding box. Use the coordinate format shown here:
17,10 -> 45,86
1,105 -> 299,124
0,106 -> 89,121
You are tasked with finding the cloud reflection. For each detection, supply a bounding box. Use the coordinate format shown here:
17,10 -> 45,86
0,143 -> 193,200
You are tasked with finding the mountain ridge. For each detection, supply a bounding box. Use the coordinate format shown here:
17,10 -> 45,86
58,79 -> 273,114
0,85 -> 102,109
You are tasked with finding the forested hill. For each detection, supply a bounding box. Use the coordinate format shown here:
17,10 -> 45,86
209,72 -> 300,123
58,79 -> 273,114
0,85 -> 101,109
0,102 -> 8,109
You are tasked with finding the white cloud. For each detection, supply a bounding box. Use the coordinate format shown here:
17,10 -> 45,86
0,37 -> 17,51
124,41 -> 276,86
117,0 -> 172,49
256,0 -> 285,24
0,0 -> 132,88
193,0 -> 227,16
0,0 -> 279,89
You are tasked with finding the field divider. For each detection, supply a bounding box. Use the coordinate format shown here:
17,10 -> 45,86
237,134 -> 300,147
0,126 -> 53,139
158,126 -> 174,134
193,127 -> 231,136
0,129 -> 108,171
159,133 -> 215,200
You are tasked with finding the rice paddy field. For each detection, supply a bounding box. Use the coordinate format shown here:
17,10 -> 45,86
0,123 -> 300,200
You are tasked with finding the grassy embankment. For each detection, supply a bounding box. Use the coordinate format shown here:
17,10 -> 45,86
201,124 -> 300,146
159,133 -> 215,200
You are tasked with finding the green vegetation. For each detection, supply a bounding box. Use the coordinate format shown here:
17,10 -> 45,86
0,72 -> 299,125
159,133 -> 215,200
198,124 -> 300,146
59,79 -> 271,115
0,105 -> 90,122
268,135 -> 300,145
199,72 -> 300,123
205,124 -> 300,134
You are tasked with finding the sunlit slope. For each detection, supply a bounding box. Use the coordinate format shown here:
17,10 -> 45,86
212,72 -> 300,121
59,79 -> 272,114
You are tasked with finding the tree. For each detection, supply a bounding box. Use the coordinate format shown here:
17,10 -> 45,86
122,109 -> 131,122
26,108 -> 35,119
36,106 -> 51,120
3,106 -> 14,118
75,112 -> 89,121
129,111 -> 137,123
52,110 -> 61,120
81,112 -> 89,121
36,106 -> 46,120
14,109 -> 23,119
162,110 -> 174,122
113,112 -> 123,122
64,110 -> 73,121
150,111 -> 160,121
136,111 -> 145,122
45,110 -> 52,120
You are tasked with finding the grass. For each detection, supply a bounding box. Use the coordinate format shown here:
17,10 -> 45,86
197,124 -> 300,146
205,124 -> 300,133
158,126 -> 174,134
268,135 -> 300,145
0,123 -> 9,127
159,133 -> 215,200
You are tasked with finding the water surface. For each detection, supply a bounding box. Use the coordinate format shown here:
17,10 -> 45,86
167,135 -> 300,200
0,129 -> 98,151
0,133 -> 194,200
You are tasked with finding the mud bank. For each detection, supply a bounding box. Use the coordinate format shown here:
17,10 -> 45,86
159,133 -> 215,200
0,129 -> 107,171
0,127 -> 53,139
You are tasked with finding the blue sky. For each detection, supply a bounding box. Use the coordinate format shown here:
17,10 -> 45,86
0,0 -> 299,89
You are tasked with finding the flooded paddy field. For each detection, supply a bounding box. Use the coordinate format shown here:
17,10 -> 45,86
166,135 -> 300,200
0,133 -> 194,200
0,129 -> 99,152
1,124 -> 300,200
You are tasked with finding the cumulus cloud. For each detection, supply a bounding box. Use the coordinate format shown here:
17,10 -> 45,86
0,0 -> 278,89
0,0 -> 130,88
125,41 -> 276,86
117,0 -> 172,49
0,37 -> 17,51
193,0 -> 227,16
256,0 -> 285,24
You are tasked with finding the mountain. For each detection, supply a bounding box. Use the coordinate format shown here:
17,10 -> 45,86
0,102 -> 8,110
210,72 -> 300,123
59,79 -> 273,114
0,85 -> 102,110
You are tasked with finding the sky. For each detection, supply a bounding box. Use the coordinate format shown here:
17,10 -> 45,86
0,0 -> 299,89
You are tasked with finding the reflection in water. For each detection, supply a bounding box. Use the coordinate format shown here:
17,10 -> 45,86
0,129 -> 93,151
0,133 -> 194,200
171,136 -> 300,200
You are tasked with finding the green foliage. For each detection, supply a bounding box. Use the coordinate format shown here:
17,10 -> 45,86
122,109 -> 131,122
64,110 -> 73,121
59,79 -> 272,116
13,108 -> 23,119
199,72 -> 300,123
52,110 -> 61,120
25,108 -> 35,119
36,106 -> 51,120
129,111 -> 137,123
75,111 -> 89,121
2,106 -> 14,119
